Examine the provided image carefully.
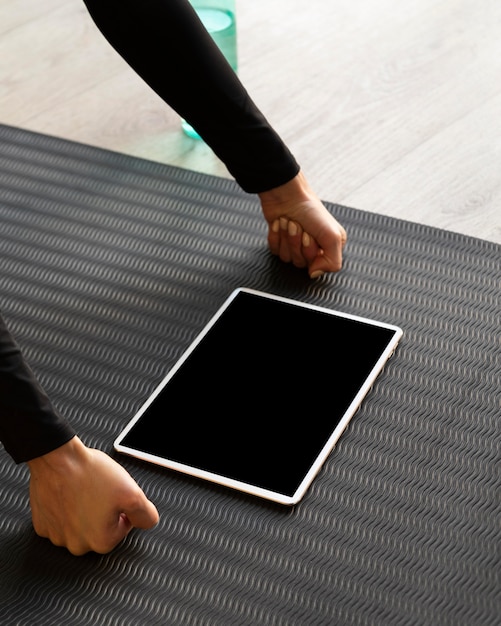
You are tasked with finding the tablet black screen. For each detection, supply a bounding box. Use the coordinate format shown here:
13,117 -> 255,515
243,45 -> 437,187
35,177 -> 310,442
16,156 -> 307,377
118,290 -> 399,497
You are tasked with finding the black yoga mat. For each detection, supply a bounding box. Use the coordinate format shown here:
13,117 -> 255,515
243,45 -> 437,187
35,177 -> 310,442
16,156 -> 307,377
0,124 -> 499,626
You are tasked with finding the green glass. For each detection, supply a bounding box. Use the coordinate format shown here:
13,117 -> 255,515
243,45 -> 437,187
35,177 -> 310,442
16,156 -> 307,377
182,0 -> 238,139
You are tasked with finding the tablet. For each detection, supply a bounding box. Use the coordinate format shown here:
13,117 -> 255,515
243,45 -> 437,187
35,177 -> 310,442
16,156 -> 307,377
114,288 -> 402,505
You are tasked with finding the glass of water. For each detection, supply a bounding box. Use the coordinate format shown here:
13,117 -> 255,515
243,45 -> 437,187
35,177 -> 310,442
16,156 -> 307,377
182,0 -> 238,139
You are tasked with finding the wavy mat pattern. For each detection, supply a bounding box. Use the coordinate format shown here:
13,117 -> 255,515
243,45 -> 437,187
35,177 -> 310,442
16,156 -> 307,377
0,124 -> 499,625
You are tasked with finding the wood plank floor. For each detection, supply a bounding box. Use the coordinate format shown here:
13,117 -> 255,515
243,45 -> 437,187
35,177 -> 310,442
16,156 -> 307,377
1,0 -> 500,244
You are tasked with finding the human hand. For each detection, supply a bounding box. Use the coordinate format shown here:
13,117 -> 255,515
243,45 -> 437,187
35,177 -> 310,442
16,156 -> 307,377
27,436 -> 159,555
259,171 -> 347,278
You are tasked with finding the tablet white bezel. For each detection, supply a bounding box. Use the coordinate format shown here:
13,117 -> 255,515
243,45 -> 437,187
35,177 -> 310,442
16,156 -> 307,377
114,288 -> 402,505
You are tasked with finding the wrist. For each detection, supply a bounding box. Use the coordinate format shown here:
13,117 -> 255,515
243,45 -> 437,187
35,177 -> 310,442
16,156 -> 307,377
27,436 -> 84,472
258,170 -> 314,207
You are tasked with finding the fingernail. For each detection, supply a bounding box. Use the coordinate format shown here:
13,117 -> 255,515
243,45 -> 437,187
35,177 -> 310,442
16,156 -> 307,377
280,217 -> 288,231
302,232 -> 311,247
271,219 -> 280,233
310,270 -> 325,279
288,221 -> 298,236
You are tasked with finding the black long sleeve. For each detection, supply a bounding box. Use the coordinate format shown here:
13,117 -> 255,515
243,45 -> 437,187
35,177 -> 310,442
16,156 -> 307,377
82,0 -> 300,192
0,314 -> 75,463
0,1 -> 300,464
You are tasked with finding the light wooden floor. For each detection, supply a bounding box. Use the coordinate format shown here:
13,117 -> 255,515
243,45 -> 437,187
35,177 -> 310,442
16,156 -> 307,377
2,0 -> 500,244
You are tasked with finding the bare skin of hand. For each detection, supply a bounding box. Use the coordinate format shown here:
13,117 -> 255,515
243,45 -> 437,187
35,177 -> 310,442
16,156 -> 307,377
259,170 -> 347,278
27,436 -> 159,556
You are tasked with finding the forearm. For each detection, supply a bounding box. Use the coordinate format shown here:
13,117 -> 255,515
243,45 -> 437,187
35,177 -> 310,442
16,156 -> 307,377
0,314 -> 75,463
82,0 -> 300,192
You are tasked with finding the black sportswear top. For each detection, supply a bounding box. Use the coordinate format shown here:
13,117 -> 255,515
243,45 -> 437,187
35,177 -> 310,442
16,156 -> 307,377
0,0 -> 300,463
83,0 -> 300,192
0,316 -> 75,463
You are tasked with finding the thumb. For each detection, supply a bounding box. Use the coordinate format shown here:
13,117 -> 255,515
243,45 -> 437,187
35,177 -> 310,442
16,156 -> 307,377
308,244 -> 343,278
309,222 -> 347,277
121,495 -> 159,530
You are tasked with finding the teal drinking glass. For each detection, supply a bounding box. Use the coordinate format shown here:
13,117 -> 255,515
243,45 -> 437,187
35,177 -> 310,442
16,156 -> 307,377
182,0 -> 238,139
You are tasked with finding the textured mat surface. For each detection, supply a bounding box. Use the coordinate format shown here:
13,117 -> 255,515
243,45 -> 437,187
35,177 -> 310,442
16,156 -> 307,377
0,123 -> 499,626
